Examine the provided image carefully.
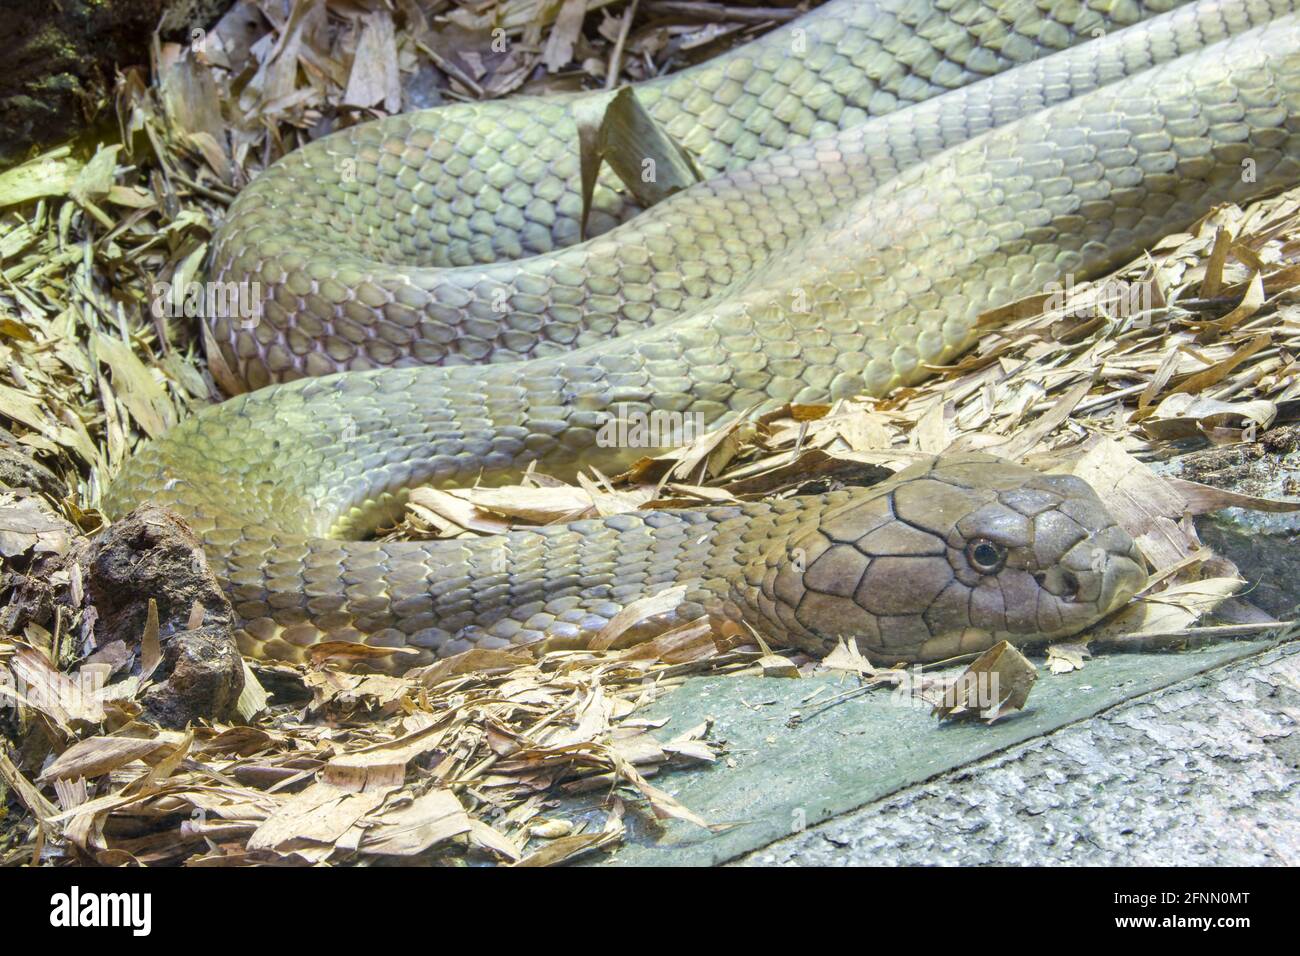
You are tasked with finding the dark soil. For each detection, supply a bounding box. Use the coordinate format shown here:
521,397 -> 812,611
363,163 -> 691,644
0,0 -> 233,167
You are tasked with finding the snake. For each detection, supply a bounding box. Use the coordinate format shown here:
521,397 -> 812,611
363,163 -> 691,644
104,0 -> 1300,670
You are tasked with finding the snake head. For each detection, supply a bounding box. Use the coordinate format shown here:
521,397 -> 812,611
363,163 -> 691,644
746,453 -> 1147,662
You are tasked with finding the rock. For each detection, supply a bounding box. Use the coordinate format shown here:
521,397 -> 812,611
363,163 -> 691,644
84,504 -> 242,727
140,625 -> 244,728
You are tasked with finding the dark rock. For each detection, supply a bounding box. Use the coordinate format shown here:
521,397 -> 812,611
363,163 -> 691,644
140,625 -> 244,728
84,504 -> 242,726
85,505 -> 232,637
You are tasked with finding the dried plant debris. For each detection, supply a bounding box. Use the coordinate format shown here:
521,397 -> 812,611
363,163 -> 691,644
2,1 -> 1300,865
1,638 -> 746,866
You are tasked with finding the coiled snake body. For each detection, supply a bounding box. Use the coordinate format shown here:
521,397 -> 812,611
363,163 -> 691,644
107,0 -> 1300,668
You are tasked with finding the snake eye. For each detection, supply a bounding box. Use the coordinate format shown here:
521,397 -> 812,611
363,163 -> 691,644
966,538 -> 1006,574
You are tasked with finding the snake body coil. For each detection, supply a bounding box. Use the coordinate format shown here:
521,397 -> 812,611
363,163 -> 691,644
107,0 -> 1300,668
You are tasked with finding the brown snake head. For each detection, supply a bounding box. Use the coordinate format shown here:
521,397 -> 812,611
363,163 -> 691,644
742,454 -> 1147,663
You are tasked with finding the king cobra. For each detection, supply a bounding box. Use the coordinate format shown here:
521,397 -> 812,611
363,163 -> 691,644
106,0 -> 1300,669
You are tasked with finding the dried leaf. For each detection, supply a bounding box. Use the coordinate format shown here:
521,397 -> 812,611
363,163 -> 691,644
38,737 -> 168,783
818,638 -> 877,676
574,85 -> 702,237
931,641 -> 1037,723
1045,641 -> 1090,674
360,789 -> 472,856
0,494 -> 73,558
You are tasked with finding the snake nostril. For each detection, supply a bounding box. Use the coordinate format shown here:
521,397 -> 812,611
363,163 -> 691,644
1035,567 -> 1081,601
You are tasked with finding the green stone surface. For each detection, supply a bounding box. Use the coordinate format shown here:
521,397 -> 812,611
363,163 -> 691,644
581,637 -> 1284,865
